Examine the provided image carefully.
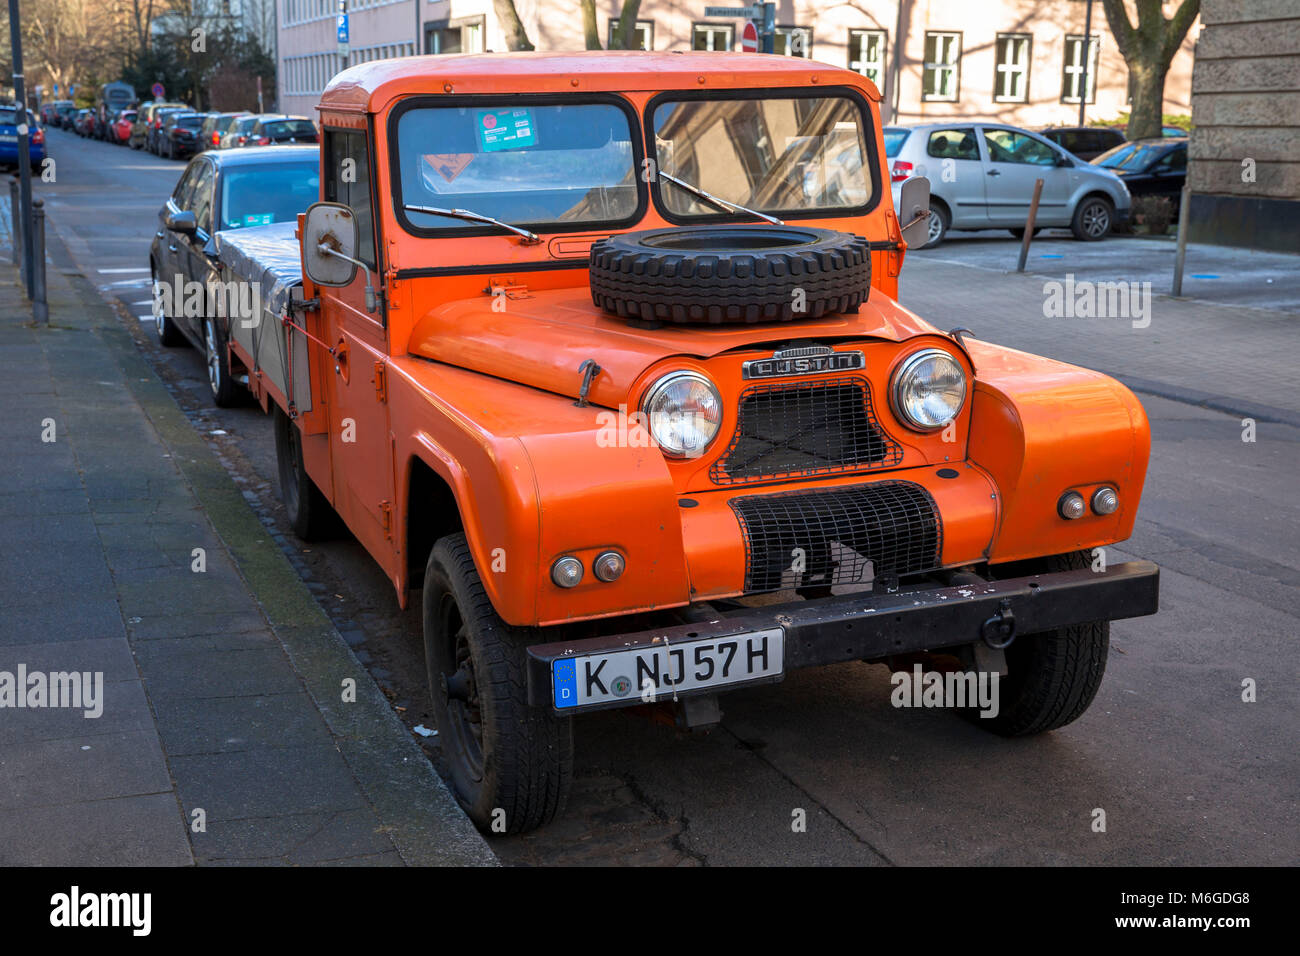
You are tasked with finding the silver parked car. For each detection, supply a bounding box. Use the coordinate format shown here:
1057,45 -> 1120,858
886,123 -> 1132,248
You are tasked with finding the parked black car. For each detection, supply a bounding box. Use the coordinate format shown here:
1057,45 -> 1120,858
1091,137 -> 1188,210
1040,126 -> 1127,161
148,107 -> 188,154
150,146 -> 321,405
246,115 -> 318,146
162,111 -> 206,159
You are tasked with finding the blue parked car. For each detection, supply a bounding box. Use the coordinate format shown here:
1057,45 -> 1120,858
0,105 -> 46,170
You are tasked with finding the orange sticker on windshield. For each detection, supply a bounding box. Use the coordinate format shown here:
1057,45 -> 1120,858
423,153 -> 474,182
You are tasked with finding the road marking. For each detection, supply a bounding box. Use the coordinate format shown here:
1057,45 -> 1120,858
137,315 -> 156,324
131,299 -> 152,306
98,267 -> 150,274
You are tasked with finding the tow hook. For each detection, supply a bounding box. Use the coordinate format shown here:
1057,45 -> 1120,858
980,598 -> 1017,649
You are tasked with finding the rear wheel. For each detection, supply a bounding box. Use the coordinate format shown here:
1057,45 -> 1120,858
203,315 -> 241,407
424,533 -> 573,833
272,403 -> 336,541
970,550 -> 1109,736
922,201 -> 950,248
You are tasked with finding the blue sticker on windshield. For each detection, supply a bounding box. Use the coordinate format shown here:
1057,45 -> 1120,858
244,213 -> 273,226
477,108 -> 535,152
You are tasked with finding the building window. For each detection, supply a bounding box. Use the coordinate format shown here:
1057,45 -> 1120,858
994,33 -> 1031,103
426,16 -> 485,54
692,23 -> 733,51
923,31 -> 961,101
1062,34 -> 1100,103
609,19 -> 654,51
847,29 -> 886,85
774,25 -> 812,58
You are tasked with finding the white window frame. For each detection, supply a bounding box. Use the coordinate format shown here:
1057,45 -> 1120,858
1062,34 -> 1100,104
994,33 -> 1031,103
848,28 -> 887,85
609,19 -> 654,51
923,31 -> 961,102
692,22 -> 734,51
774,25 -> 813,58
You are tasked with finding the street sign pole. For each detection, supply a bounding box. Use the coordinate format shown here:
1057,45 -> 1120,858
760,1 -> 775,54
7,0 -> 35,300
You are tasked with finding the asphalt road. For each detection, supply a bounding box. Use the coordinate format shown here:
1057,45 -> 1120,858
35,126 -> 1299,866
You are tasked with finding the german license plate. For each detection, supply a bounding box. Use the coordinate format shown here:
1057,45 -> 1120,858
552,628 -> 784,710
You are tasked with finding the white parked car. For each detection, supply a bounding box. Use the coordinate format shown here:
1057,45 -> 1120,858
885,122 -> 1132,248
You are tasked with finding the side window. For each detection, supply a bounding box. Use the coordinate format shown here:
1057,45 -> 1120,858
191,164 -> 216,235
172,163 -> 201,207
984,129 -> 1056,166
926,128 -> 979,161
324,128 -> 376,269
1155,148 -> 1187,171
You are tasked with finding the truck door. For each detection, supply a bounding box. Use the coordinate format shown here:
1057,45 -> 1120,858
320,127 -> 396,569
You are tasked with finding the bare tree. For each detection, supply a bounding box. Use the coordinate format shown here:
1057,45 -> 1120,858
493,0 -> 535,51
1100,0 -> 1200,140
579,0 -> 647,50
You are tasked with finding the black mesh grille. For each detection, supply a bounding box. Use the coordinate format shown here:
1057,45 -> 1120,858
711,377 -> 902,485
731,481 -> 942,593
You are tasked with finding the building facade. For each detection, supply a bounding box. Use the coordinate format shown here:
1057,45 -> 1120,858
1188,0 -> 1300,252
278,1 -> 1197,128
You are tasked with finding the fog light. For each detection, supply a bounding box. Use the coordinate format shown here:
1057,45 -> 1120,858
1058,491 -> 1086,520
551,556 -> 584,588
593,551 -> 625,582
1092,486 -> 1119,515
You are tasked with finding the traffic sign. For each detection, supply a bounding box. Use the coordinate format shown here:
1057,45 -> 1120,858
704,5 -> 756,16
337,14 -> 349,43
741,21 -> 759,52
151,82 -> 164,98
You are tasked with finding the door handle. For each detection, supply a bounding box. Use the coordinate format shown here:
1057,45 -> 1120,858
986,169 -> 1001,176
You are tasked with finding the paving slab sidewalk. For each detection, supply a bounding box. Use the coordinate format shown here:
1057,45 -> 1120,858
0,216 -> 494,865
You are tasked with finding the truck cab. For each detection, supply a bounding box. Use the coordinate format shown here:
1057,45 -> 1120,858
214,52 -> 1159,834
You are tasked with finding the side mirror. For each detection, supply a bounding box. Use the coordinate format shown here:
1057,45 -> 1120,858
1056,153 -> 1073,167
898,176 -> 931,249
303,201 -> 360,288
165,208 -> 197,234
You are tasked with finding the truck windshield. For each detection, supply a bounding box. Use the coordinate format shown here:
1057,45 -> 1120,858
394,101 -> 639,233
650,95 -> 874,218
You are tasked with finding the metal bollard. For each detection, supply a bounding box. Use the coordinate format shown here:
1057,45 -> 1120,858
1172,184 -> 1192,297
9,177 -> 19,266
1016,178 -> 1045,273
32,198 -> 47,323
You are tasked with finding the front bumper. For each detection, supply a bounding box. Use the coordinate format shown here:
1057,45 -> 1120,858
526,560 -> 1159,714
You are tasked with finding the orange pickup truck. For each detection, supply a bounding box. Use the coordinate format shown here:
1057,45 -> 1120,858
207,52 -> 1159,833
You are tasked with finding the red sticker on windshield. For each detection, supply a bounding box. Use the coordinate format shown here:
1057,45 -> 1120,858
423,153 -> 475,182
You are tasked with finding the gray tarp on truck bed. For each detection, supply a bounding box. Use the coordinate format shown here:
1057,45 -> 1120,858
213,222 -> 312,412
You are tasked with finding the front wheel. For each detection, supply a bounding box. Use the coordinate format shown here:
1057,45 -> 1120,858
151,261 -> 185,347
1071,196 -> 1114,241
921,201 -> 950,248
424,533 -> 573,833
970,550 -> 1109,736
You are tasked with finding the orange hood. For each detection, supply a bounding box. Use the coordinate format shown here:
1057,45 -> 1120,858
406,287 -> 940,407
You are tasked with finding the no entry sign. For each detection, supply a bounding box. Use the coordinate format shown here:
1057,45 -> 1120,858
741,21 -> 758,52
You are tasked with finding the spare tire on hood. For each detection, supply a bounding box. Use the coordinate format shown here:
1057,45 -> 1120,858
589,225 -> 872,325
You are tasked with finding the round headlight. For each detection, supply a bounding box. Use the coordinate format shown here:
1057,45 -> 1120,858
642,371 -> 722,458
891,348 -> 967,431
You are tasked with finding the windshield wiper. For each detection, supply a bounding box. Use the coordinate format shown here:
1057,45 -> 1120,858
657,171 -> 784,226
403,204 -> 541,244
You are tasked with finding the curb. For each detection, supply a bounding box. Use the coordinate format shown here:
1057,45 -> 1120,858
41,215 -> 497,867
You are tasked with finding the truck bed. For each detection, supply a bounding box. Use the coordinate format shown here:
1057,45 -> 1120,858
213,222 -> 313,412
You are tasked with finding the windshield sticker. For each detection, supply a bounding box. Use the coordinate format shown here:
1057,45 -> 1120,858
243,213 -> 274,226
477,109 -> 535,152
423,153 -> 475,182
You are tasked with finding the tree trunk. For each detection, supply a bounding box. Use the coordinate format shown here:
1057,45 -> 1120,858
613,0 -> 643,50
492,0 -> 534,52
1126,61 -> 1164,140
580,0 -> 602,49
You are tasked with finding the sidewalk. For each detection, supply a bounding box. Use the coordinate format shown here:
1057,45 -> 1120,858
901,249 -> 1300,426
0,230 -> 494,864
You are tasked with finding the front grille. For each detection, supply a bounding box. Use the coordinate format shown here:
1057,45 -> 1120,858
731,480 -> 941,593
710,377 -> 902,485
